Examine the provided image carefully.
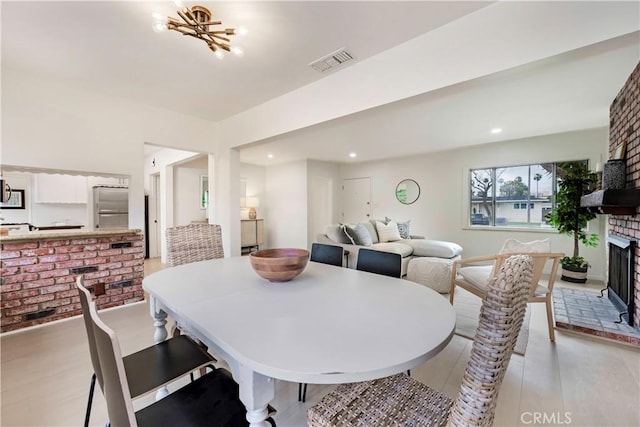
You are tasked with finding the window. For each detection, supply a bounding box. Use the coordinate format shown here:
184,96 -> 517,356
469,160 -> 587,229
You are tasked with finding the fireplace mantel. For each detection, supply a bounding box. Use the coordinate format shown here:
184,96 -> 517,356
580,188 -> 640,215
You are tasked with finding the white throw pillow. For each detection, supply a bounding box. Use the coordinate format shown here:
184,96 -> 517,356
499,238 -> 551,254
376,220 -> 401,243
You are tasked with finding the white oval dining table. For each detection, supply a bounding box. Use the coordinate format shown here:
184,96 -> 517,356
143,256 -> 456,427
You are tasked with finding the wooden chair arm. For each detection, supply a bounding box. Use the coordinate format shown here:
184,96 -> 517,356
453,254 -> 501,266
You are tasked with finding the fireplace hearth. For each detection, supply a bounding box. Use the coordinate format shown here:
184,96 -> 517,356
607,235 -> 636,326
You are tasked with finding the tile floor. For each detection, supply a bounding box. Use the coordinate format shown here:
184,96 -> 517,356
554,286 -> 640,345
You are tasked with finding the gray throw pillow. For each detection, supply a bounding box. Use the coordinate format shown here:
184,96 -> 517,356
343,223 -> 373,246
327,224 -> 351,244
360,221 -> 379,244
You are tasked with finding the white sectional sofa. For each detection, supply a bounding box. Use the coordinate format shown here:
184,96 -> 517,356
316,219 -> 463,277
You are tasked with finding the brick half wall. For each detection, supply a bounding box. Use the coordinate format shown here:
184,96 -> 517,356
1,232 -> 144,332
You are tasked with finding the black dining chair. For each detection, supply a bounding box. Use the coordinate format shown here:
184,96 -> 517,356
85,287 -> 277,426
310,243 -> 344,267
298,243 -> 346,403
356,248 -> 402,278
76,276 -> 215,427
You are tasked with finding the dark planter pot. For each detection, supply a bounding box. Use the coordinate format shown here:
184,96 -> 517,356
561,264 -> 588,283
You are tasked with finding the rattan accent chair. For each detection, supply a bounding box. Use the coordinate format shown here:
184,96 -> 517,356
307,254 -> 534,427
449,248 -> 562,341
76,276 -> 214,427
166,223 -> 224,267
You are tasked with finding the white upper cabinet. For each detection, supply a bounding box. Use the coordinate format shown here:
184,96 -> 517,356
34,174 -> 88,204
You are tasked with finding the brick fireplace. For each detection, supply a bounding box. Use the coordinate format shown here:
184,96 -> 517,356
608,61 -> 639,329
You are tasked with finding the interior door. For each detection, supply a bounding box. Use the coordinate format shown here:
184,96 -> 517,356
342,177 -> 371,223
149,173 -> 161,258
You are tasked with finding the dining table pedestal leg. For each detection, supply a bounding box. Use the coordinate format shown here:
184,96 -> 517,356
150,299 -> 169,400
236,366 -> 275,427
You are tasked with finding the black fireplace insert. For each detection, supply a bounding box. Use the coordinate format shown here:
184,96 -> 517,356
607,235 -> 636,326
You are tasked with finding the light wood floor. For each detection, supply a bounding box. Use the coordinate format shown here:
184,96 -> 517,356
2,258 -> 639,427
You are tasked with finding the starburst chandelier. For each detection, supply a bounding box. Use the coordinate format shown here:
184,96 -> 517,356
152,1 -> 246,59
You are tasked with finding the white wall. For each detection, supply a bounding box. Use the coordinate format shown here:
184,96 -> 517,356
306,160 -> 341,248
339,128 -> 609,280
265,160 -> 308,249
174,166 -> 207,226
240,163 -> 267,221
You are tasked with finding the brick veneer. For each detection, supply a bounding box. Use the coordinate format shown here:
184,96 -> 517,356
1,232 -> 144,332
608,61 -> 640,328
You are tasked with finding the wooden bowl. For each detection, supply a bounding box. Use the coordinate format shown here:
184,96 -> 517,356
249,248 -> 309,283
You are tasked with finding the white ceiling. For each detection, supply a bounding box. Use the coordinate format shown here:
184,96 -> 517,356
3,1 -> 639,166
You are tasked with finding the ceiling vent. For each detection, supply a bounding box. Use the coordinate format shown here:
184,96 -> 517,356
309,48 -> 354,73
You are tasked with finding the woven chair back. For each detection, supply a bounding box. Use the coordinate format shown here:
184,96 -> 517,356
448,254 -> 533,427
492,252 -> 561,298
166,224 -> 224,267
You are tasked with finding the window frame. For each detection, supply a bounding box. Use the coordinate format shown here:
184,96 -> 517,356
467,160 -> 589,231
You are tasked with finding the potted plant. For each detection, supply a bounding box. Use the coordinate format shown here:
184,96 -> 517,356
547,162 -> 599,283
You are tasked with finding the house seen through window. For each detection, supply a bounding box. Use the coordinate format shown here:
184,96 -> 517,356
469,160 -> 588,228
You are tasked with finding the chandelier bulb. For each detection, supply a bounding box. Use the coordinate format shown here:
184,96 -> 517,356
237,26 -> 248,36
231,46 -> 244,57
174,0 -> 184,9
152,22 -> 168,33
215,50 -> 225,59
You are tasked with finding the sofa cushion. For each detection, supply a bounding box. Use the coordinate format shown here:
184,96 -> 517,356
371,242 -> 414,258
499,238 -> 550,254
343,223 -> 373,246
326,224 -> 351,244
376,221 -> 401,242
405,239 -> 463,258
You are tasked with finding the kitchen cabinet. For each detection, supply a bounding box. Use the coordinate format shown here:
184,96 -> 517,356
34,174 -> 88,204
241,219 -> 263,254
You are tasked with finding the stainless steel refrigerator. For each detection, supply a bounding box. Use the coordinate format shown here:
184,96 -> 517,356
93,186 -> 128,229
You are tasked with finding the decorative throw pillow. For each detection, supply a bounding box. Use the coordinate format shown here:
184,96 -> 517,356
385,217 -> 411,239
360,222 -> 379,244
343,223 -> 373,246
397,220 -> 411,239
376,220 -> 401,243
499,238 -> 551,254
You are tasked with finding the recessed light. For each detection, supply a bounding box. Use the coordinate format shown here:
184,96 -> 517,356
267,153 -> 274,159
491,128 -> 503,134
349,152 -> 357,158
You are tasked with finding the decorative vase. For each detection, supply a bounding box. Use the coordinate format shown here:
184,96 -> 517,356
602,160 -> 626,190
561,265 -> 588,283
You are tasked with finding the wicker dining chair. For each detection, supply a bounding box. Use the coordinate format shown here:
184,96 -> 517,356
166,224 -> 225,360
166,223 -> 224,267
307,254 -> 534,427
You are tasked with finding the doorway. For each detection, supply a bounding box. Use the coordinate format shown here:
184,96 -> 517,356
342,177 -> 371,223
